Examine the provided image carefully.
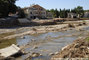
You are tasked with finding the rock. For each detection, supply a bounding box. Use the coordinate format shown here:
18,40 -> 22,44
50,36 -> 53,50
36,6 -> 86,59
87,47 -> 89,49
49,53 -> 55,56
83,22 -> 87,25
33,45 -> 38,49
25,56 -> 32,60
31,52 -> 40,57
62,45 -> 69,50
31,39 -> 36,42
80,46 -> 87,49
32,28 -> 37,31
21,36 -> 25,39
68,24 -> 75,28
74,43 -> 80,48
78,29 -> 84,31
78,23 -> 82,26
55,52 -> 59,55
39,54 -> 42,56
69,28 -> 73,30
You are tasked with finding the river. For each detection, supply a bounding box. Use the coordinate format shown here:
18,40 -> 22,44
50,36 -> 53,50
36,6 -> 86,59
16,26 -> 89,60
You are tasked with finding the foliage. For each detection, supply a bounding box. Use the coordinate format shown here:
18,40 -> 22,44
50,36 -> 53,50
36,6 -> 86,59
47,6 -> 84,18
71,6 -> 84,17
47,8 -> 70,18
59,9 -> 70,18
85,37 -> 89,42
17,7 -> 26,18
0,0 -> 17,17
47,9 -> 59,18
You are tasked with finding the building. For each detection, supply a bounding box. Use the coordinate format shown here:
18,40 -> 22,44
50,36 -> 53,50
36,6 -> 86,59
84,12 -> 89,18
67,13 -> 77,18
23,4 -> 47,19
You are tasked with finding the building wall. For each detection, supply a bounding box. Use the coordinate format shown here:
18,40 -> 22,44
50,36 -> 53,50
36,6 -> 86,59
84,12 -> 89,18
24,4 -> 47,19
68,13 -> 77,18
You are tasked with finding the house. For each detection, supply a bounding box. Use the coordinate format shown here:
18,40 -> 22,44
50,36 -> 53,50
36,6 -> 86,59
23,4 -> 47,19
67,13 -> 77,18
83,12 -> 89,18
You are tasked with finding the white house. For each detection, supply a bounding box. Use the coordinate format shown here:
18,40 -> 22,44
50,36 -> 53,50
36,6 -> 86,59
67,13 -> 77,18
84,12 -> 89,18
23,4 -> 47,19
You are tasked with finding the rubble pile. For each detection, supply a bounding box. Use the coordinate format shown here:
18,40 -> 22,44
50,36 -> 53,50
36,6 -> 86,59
52,39 -> 89,59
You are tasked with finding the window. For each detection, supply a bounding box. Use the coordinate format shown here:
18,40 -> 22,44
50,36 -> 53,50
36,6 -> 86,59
30,12 -> 32,14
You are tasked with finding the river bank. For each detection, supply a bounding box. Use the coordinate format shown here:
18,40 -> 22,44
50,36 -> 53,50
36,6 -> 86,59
51,37 -> 89,60
1,19 -> 89,40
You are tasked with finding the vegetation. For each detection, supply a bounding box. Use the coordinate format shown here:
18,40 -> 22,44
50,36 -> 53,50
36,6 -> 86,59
17,7 -> 26,18
0,0 -> 17,17
47,6 -> 84,18
71,6 -> 84,17
0,38 -> 16,49
0,32 -> 15,38
0,32 -> 16,48
85,37 -> 89,42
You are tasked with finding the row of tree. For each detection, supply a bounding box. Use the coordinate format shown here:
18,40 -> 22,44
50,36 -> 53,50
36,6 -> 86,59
47,6 -> 84,18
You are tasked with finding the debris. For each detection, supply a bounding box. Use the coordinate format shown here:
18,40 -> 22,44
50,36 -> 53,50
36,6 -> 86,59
33,45 -> 38,49
52,39 -> 89,59
31,52 -> 41,57
55,52 -> 59,55
0,44 -> 20,58
49,53 -> 55,56
68,24 -> 75,28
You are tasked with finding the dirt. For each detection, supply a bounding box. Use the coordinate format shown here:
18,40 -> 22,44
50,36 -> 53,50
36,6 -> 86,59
51,38 -> 89,59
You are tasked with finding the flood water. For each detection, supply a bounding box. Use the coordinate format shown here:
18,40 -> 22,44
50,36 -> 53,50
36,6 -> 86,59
16,26 -> 89,60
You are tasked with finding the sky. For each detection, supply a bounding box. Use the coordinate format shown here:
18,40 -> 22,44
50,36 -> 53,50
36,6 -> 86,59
16,0 -> 89,10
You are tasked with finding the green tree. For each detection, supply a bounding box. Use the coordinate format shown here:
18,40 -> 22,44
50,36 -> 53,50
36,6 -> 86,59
50,9 -> 55,18
71,6 -> 84,18
17,7 -> 25,18
55,9 -> 59,18
59,9 -> 70,18
0,0 -> 17,17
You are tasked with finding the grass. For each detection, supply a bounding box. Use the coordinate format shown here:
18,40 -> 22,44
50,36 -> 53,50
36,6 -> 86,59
0,38 -> 16,49
0,32 -> 16,49
0,32 -> 15,38
85,37 -> 89,42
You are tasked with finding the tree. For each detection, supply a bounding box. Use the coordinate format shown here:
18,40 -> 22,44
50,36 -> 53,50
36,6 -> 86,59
0,0 -> 17,17
71,6 -> 84,18
55,9 -> 59,18
49,9 -> 60,18
50,9 -> 55,18
59,9 -> 70,18
17,7 -> 25,18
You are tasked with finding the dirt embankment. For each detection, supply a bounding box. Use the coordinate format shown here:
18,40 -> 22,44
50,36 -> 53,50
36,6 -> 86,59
51,38 -> 89,60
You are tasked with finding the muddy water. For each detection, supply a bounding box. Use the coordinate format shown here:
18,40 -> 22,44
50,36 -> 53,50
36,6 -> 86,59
16,27 -> 89,60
